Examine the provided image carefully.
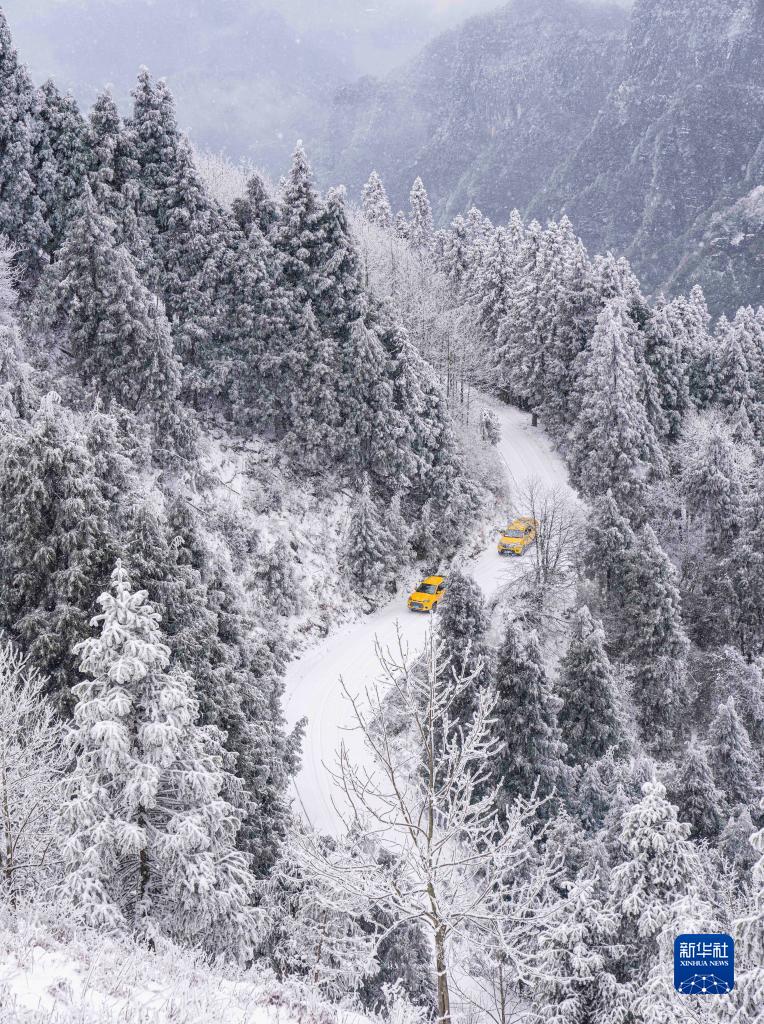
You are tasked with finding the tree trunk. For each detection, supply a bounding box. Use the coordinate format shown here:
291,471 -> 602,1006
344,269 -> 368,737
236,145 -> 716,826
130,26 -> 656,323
435,923 -> 451,1024
1,754 -> 15,908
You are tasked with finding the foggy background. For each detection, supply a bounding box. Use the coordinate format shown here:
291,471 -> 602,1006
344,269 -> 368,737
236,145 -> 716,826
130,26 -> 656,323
2,0 -> 525,173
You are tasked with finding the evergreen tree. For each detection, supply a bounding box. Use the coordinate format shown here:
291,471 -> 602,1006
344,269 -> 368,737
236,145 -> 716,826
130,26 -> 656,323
581,489 -> 636,604
622,525 -> 689,750
732,472 -> 764,659
86,89 -> 143,252
394,210 -> 409,240
337,318 -> 398,489
343,475 -> 399,597
232,170 -> 279,237
712,309 -> 758,431
361,171 -> 392,229
643,301 -> 690,440
124,497 -> 296,873
489,619 -> 564,810
569,298 -> 663,516
438,214 -> 471,292
609,780 -> 698,955
273,141 -> 326,306
707,696 -> 761,808
734,810 -> 764,1020
534,872 -> 624,1024
0,393 -> 113,708
33,79 -> 87,257
55,185 -> 183,421
0,11 -> 49,276
557,606 -> 621,765
61,562 -> 259,958
681,418 -> 742,546
435,569 -> 494,729
408,176 -> 433,251
467,225 -> 515,353
666,740 -> 724,839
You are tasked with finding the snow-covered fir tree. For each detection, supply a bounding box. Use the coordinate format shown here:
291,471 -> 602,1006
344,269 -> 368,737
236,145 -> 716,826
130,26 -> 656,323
609,779 -> 699,961
408,177 -> 433,251
435,568 -> 493,729
569,297 -> 663,516
0,393 -> 113,708
707,696 -> 761,809
0,10 -> 49,277
557,606 -> 622,765
666,740 -> 725,839
55,184 -> 183,422
361,171 -> 393,229
61,561 -> 260,959
488,618 -> 564,811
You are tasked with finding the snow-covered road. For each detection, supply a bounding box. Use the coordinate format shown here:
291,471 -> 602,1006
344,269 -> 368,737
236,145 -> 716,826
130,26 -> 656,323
283,400 -> 572,834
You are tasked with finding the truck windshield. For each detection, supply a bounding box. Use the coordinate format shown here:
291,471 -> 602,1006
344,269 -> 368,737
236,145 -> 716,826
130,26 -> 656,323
504,530 -> 525,539
418,584 -> 438,594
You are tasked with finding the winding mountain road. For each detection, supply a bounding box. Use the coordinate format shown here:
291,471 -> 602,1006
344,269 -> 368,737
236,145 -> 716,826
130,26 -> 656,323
282,399 -> 572,835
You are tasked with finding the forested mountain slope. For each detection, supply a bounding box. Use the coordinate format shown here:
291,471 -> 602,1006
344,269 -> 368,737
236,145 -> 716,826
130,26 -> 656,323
321,0 -> 764,313
320,0 -> 626,226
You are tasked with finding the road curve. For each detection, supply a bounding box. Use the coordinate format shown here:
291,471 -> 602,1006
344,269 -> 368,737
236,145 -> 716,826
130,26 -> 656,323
282,399 -> 572,835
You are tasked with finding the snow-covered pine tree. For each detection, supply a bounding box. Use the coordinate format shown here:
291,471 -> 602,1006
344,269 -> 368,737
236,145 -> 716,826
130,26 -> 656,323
707,696 -> 761,809
337,318 -> 399,490
437,214 -> 471,293
711,309 -> 758,433
609,779 -> 699,962
435,569 -> 494,729
489,618 -> 564,811
666,740 -> 725,839
681,417 -> 743,544
534,871 -> 625,1024
232,170 -> 279,237
467,225 -> 515,364
394,210 -> 409,240
361,171 -> 393,229
408,177 -> 433,251
55,184 -> 183,424
569,297 -> 662,516
664,286 -> 714,410
732,808 -> 764,1020
732,471 -> 764,660
622,524 -> 689,751
343,474 -> 398,597
581,489 -> 636,605
33,79 -> 87,258
0,11 -> 49,277
557,606 -> 622,765
0,393 -> 113,708
124,497 -> 297,874
497,218 -> 550,412
273,140 -> 326,306
643,300 -> 691,441
539,224 -> 598,438
283,303 -> 339,470
86,89 -> 143,253
130,69 -> 227,374
61,561 -> 259,958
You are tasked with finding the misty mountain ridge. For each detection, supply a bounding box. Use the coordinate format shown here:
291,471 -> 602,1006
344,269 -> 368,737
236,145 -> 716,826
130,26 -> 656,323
320,0 -> 763,312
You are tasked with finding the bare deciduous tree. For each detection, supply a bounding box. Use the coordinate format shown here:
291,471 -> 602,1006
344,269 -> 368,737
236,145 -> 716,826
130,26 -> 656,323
0,643 -> 65,908
296,627 -> 562,1023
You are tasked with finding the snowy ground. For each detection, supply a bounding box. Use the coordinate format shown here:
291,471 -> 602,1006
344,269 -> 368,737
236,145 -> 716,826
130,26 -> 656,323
283,400 -> 574,834
0,922 -> 368,1024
